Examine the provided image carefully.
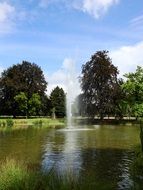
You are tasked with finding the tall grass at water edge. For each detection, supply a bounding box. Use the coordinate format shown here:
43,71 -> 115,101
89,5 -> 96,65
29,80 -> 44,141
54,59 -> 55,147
0,159 -> 115,190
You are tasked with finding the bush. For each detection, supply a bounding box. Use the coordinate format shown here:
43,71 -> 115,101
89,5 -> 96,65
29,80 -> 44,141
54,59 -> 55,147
6,119 -> 14,127
0,120 -> 6,128
33,120 -> 43,127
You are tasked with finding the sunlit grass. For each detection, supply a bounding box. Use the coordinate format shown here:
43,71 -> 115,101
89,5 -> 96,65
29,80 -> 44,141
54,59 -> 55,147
0,159 -> 29,190
0,158 -> 116,190
0,118 -> 65,131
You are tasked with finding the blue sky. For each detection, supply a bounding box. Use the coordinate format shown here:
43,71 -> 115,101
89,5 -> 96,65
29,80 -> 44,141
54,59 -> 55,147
0,0 -> 143,93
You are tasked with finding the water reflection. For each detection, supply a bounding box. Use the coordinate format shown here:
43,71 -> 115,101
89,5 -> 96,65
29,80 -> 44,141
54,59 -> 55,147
41,125 -> 140,189
42,129 -> 82,178
0,125 -> 142,189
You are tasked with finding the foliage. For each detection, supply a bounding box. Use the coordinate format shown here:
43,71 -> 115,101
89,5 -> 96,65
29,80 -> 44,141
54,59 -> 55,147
0,61 -> 47,116
0,120 -> 6,127
14,92 -> 42,116
6,119 -> 14,127
122,66 -> 143,118
72,94 -> 86,116
33,119 -> 43,127
131,146 -> 143,179
50,86 -> 66,117
28,93 -> 42,116
80,50 -> 122,119
14,92 -> 28,116
41,95 -> 52,116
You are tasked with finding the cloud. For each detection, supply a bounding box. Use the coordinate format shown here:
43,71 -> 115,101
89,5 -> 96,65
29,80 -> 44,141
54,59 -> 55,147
0,2 -> 15,34
47,58 -> 80,97
38,0 -> 119,18
129,14 -> 143,32
130,14 -> 143,26
47,69 -> 67,94
110,41 -> 143,77
72,0 -> 119,18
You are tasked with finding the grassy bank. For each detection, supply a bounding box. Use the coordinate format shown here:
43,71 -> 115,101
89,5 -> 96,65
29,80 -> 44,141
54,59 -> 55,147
0,159 -> 114,190
132,146 -> 143,177
0,159 -> 71,190
0,118 -> 65,130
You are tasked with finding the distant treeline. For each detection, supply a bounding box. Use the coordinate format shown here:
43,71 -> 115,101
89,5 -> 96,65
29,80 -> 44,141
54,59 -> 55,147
0,50 -> 143,119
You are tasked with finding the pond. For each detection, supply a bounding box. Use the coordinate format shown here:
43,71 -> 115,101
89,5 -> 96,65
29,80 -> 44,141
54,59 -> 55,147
0,124 -> 142,189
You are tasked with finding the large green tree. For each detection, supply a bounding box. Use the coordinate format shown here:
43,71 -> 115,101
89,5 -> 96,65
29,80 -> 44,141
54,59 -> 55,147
0,61 -> 47,116
122,66 -> 143,118
50,86 -> 66,117
14,92 -> 28,116
80,50 -> 122,119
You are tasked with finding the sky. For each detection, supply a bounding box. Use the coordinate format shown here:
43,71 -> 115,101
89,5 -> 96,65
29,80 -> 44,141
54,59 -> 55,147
0,0 -> 143,94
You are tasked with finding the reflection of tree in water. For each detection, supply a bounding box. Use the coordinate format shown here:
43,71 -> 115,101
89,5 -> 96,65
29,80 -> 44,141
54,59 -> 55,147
41,126 -> 140,189
80,148 -> 134,189
0,128 -> 49,167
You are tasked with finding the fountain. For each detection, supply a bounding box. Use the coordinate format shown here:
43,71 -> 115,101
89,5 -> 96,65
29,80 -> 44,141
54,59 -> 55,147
63,58 -> 80,128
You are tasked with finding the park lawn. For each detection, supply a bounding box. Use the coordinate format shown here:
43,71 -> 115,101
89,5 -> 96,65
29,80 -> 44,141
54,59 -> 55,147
0,117 -> 65,130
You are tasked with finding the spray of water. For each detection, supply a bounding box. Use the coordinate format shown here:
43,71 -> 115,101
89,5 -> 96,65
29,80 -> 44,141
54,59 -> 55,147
63,58 -> 80,128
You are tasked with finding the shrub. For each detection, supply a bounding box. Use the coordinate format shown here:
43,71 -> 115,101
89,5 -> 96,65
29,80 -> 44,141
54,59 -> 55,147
0,120 -> 6,128
6,119 -> 14,127
33,120 -> 43,127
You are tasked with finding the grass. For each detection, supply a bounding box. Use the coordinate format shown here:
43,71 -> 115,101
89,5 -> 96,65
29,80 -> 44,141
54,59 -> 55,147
133,121 -> 143,178
0,118 -> 65,131
132,146 -> 143,177
0,159 -> 115,190
0,159 -> 79,190
0,159 -> 30,190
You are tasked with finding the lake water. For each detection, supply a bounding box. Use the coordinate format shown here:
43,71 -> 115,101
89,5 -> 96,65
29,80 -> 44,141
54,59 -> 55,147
0,125 -> 142,189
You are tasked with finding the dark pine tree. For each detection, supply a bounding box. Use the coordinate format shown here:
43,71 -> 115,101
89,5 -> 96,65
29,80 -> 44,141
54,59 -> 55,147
50,86 -> 66,118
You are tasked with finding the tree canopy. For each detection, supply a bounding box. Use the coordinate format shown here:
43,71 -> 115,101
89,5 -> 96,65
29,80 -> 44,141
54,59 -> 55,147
122,66 -> 143,118
0,61 -> 47,116
50,86 -> 66,117
80,50 -> 122,119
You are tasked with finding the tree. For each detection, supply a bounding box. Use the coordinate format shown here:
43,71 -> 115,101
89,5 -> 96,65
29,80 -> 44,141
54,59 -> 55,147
14,92 -> 43,116
40,95 -> 52,116
28,93 -> 42,116
50,86 -> 66,117
80,50 -> 121,119
72,94 -> 86,117
122,66 -> 143,118
0,61 -> 47,116
14,92 -> 28,116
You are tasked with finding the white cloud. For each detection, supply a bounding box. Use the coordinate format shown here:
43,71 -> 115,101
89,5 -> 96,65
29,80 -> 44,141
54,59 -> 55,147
47,58 -> 80,97
38,0 -> 119,18
130,14 -> 143,26
110,41 -> 143,77
129,14 -> 143,33
47,69 -> 67,94
0,2 -> 15,34
73,0 -> 119,19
